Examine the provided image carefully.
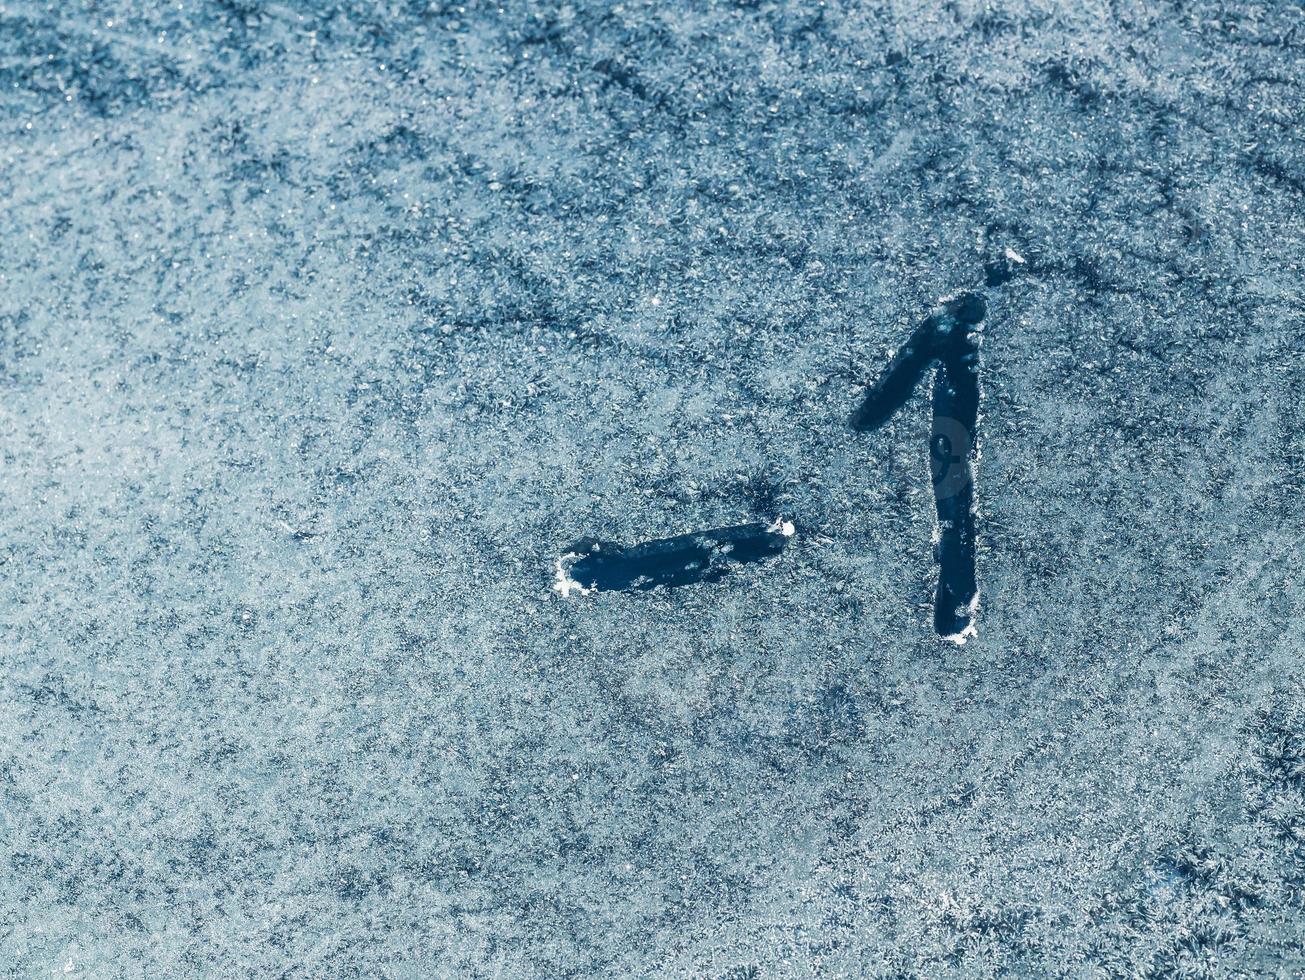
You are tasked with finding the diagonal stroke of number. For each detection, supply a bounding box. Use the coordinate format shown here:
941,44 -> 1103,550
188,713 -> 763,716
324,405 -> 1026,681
851,293 -> 985,642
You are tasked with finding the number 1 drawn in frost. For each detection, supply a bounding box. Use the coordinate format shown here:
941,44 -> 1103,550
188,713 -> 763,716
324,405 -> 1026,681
850,293 -> 984,643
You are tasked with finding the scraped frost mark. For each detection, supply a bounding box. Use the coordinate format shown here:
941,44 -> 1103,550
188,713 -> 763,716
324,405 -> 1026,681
553,519 -> 794,596
768,517 -> 797,538
851,292 -> 984,641
553,553 -> 594,598
940,594 -> 981,646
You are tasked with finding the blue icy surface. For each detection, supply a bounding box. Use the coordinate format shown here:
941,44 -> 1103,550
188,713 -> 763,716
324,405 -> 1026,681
2,1 -> 1303,976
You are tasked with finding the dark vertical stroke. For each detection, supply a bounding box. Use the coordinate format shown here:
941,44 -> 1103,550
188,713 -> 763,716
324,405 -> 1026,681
851,293 -> 984,641
930,331 -> 980,637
